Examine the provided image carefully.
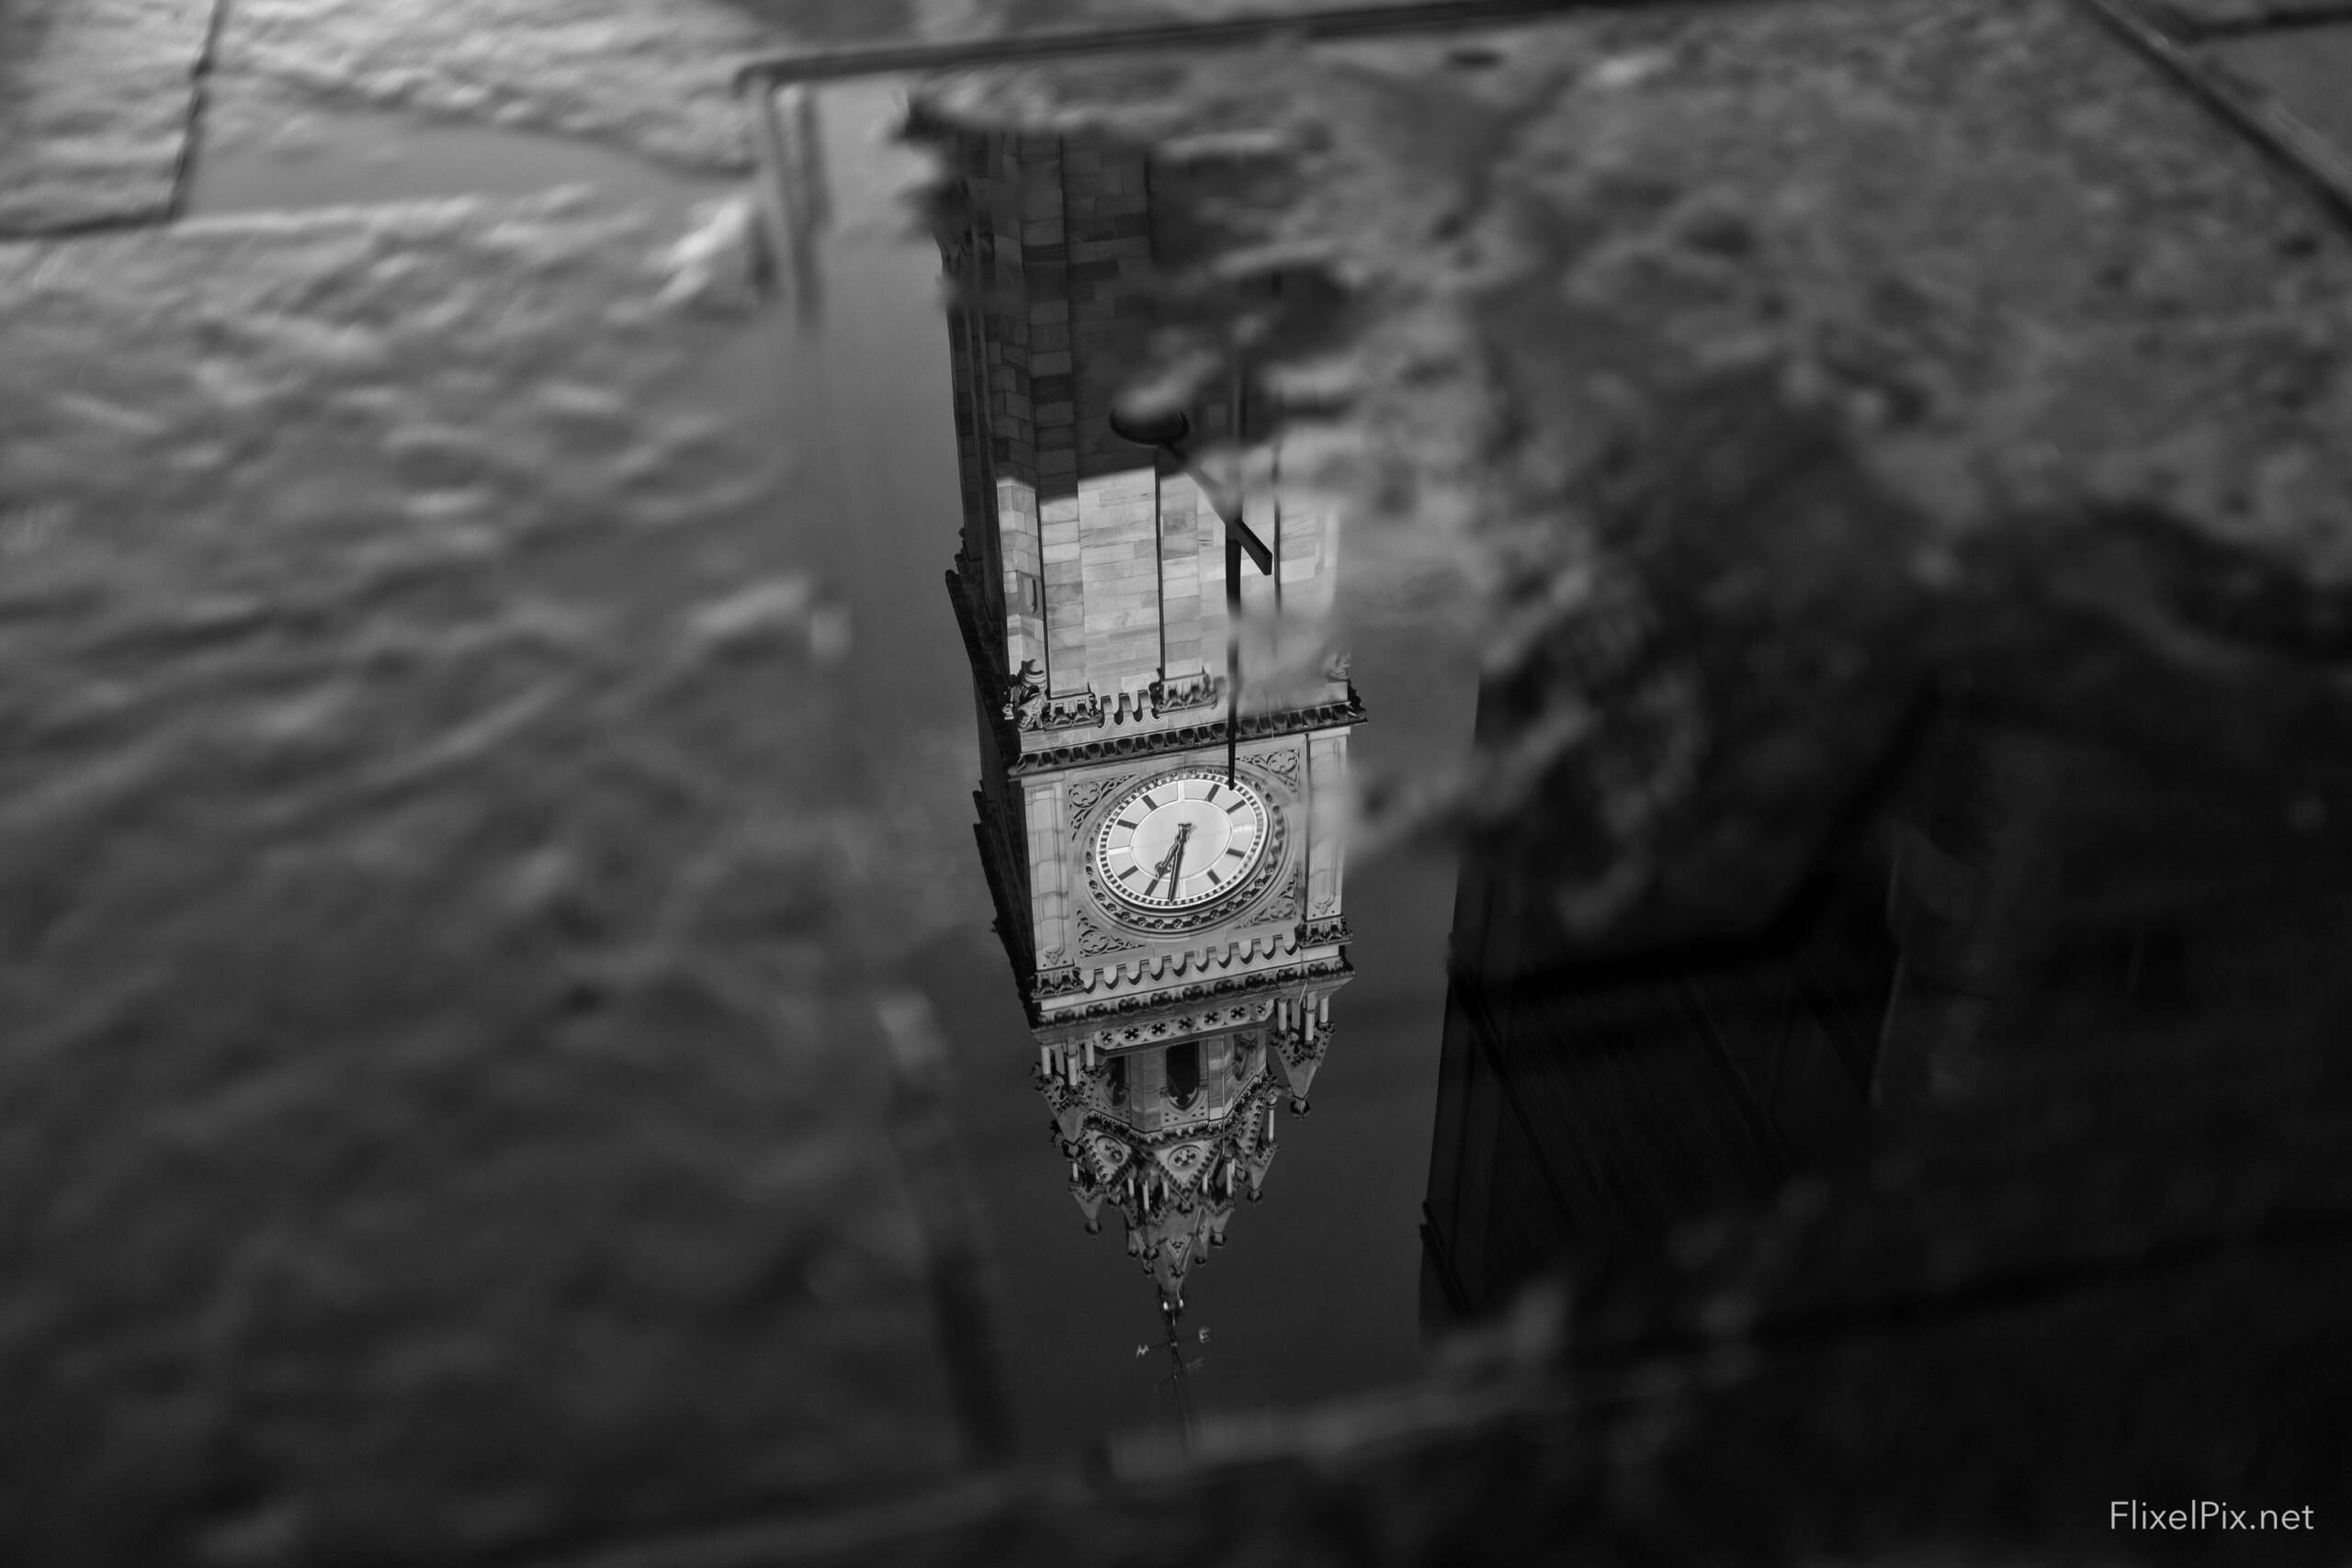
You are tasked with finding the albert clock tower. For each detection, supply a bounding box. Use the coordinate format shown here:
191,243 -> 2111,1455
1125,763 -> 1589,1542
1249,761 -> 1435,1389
925,121 -> 1361,1311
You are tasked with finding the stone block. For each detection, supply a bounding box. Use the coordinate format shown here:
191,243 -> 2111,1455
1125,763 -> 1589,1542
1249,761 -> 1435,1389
0,0 -> 219,234
0,198 -> 984,1565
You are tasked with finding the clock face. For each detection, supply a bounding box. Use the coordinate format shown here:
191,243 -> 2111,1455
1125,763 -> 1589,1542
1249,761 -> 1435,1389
1092,770 -> 1272,913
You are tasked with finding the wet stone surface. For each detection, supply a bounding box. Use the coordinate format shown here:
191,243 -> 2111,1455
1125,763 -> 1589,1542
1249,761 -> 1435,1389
0,197 -> 974,1563
0,0 -> 219,233
4,0 -> 2352,1561
199,0 -> 1453,177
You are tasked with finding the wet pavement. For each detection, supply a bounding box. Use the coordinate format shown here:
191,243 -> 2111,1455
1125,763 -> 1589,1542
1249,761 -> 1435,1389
0,0 -> 219,231
6,0 -> 2352,1562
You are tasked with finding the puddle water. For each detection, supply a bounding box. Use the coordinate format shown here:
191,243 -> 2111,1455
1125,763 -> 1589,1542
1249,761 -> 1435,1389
746,28 -> 2352,1471
106,8 -> 2352,1542
185,76 -> 1479,1459
183,24 -> 2350,1476
757,83 -> 1481,1453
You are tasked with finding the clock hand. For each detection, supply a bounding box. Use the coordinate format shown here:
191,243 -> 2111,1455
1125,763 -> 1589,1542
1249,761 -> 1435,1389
1147,822 -> 1193,900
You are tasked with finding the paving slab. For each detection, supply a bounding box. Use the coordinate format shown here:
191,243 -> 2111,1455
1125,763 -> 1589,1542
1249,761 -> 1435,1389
0,0 -> 220,233
0,195 -> 972,1565
206,0 -> 1453,176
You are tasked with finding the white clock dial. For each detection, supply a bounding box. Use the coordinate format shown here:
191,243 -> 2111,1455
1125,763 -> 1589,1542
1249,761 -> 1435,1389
1092,770 -> 1272,912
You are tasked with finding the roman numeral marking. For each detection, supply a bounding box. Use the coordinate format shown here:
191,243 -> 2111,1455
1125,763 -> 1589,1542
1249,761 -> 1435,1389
1141,792 -> 1159,810
1119,865 -> 1141,882
1205,783 -> 1222,803
1206,869 -> 1223,886
1223,846 -> 1244,859
1115,818 -> 1141,830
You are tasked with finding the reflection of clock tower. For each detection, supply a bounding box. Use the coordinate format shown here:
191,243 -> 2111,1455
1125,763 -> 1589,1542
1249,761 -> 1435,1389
923,121 -> 1361,1310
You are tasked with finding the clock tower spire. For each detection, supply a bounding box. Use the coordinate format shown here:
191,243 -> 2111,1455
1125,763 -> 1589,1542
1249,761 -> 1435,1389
920,118 -> 1359,1311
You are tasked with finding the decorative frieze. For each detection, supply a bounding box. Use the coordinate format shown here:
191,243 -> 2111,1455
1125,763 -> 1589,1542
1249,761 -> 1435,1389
1089,1002 -> 1269,1053
1037,689 -> 1105,731
1264,870 -> 1302,924
1035,953 -> 1351,1027
1099,672 -> 1231,726
1075,908 -> 1144,956
1242,747 -> 1302,786
1298,916 -> 1351,948
1150,670 -> 1224,716
1007,690 -> 1366,775
1065,770 -> 1140,833
1034,964 -> 1089,998
1031,931 -> 1312,1009
1002,658 -> 1107,732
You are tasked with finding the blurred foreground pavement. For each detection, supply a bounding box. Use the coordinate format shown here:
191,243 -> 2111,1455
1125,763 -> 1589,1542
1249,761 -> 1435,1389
4,0 -> 2351,1562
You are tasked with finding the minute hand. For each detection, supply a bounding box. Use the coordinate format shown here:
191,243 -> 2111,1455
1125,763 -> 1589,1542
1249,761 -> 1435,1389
1147,822 -> 1193,900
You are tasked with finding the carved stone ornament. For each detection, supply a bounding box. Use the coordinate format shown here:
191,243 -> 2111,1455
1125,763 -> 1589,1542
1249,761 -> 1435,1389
1038,689 -> 1106,731
1150,670 -> 1224,716
1075,909 -> 1144,957
1242,747 -> 1302,785
1264,871 -> 1302,925
1065,771 -> 1140,834
1298,916 -> 1351,948
1002,660 -> 1046,728
1032,965 -> 1092,1001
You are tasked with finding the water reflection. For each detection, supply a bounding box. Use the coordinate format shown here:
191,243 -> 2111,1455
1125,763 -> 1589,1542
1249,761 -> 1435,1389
1426,660 -> 2352,1325
1423,668 -> 1896,1315
749,20 -> 2352,1502
914,121 -> 1360,1357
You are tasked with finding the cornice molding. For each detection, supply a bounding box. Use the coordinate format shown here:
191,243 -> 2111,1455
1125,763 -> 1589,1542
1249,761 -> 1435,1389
1008,691 -> 1367,775
1033,953 -> 1352,1028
